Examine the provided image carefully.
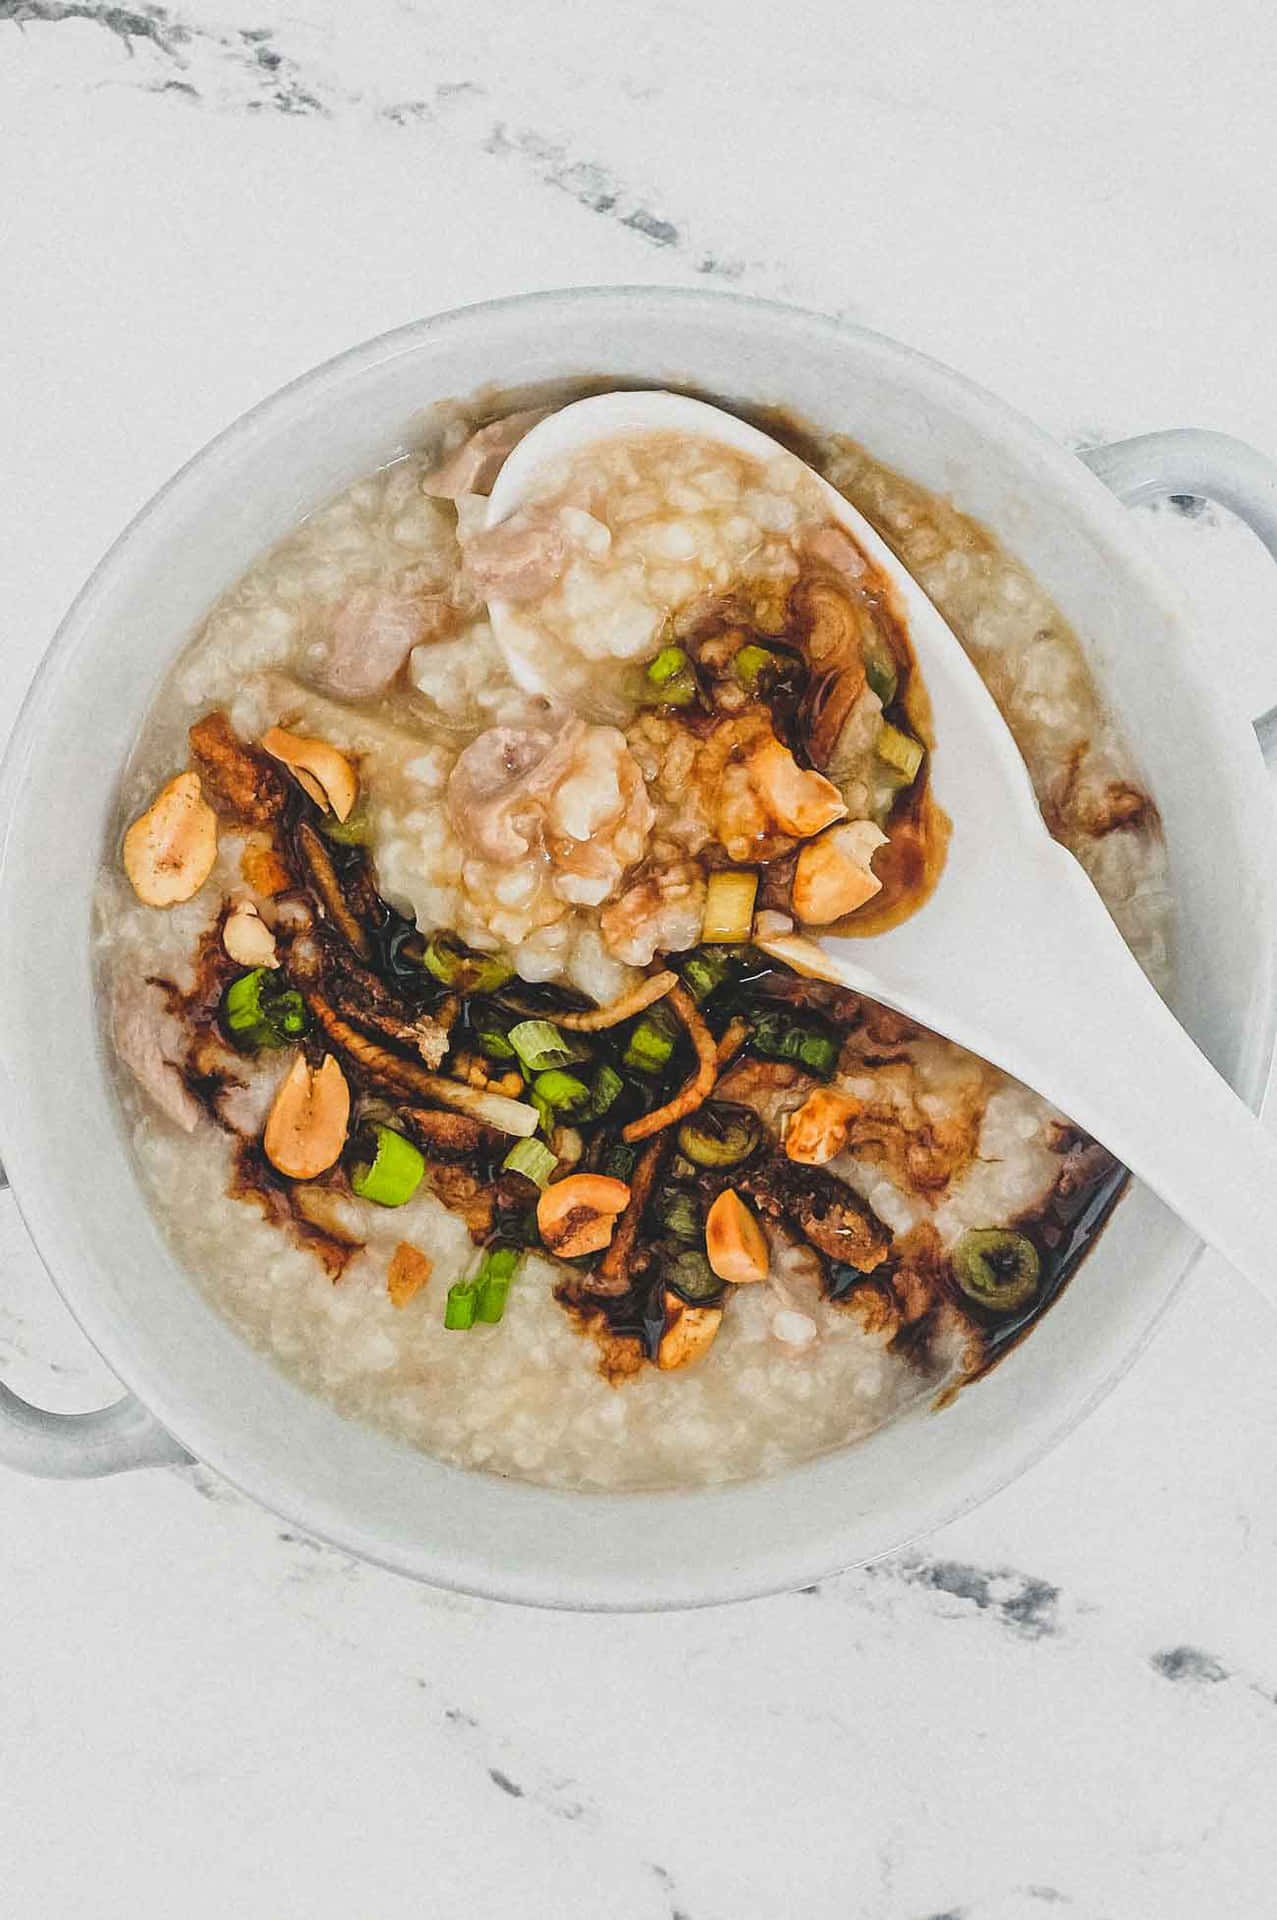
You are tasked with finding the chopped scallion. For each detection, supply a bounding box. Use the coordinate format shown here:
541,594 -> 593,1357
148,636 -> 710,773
584,1063 -> 623,1120
642,646 -> 698,707
507,1019 -> 588,1073
221,968 -> 309,1052
748,1009 -> 839,1079
676,1102 -> 763,1169
474,1022 -> 516,1060
664,1246 -> 725,1305
876,721 -> 924,784
319,806 -> 372,847
680,945 -> 738,1004
733,643 -> 782,694
443,1281 -> 478,1330
602,1140 -> 639,1183
475,1245 -> 521,1324
701,869 -> 758,944
648,645 -> 690,686
421,933 -> 515,994
864,646 -> 899,709
655,1188 -> 703,1243
532,1068 -> 591,1113
349,1126 -> 425,1208
623,1005 -> 678,1073
502,1137 -> 558,1188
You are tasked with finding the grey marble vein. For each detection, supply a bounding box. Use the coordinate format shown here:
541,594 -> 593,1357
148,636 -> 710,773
0,0 -> 750,279
1150,1643 -> 1231,1685
864,1553 -> 1062,1638
1,0 -> 188,56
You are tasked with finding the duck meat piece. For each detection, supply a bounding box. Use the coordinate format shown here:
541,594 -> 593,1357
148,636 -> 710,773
421,408 -> 551,499
738,1154 -> 890,1274
461,513 -> 567,603
111,977 -> 202,1132
320,588 -> 433,700
188,711 -> 290,828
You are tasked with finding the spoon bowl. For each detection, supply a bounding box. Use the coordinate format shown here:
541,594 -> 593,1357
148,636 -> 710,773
486,390 -> 1277,1307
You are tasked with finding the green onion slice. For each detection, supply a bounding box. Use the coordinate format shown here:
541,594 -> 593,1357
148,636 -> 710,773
602,1140 -> 639,1184
642,647 -> 697,707
734,643 -> 782,694
654,1189 -> 703,1243
623,1006 -> 678,1073
502,1138 -> 558,1189
350,1126 -> 425,1208
221,968 -> 309,1052
584,1064 -> 623,1120
532,1068 -> 591,1113
320,806 -> 373,847
876,722 -> 924,784
508,1019 -> 589,1073
475,1246 -> 521,1325
676,1102 -> 763,1169
474,1022 -> 516,1060
749,1009 -> 838,1080
421,933 -> 515,995
864,646 -> 899,709
443,1281 -> 478,1330
952,1229 -> 1040,1313
664,1246 -> 726,1305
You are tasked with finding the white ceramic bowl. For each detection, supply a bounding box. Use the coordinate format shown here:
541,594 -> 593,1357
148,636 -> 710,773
3,288 -> 1276,1609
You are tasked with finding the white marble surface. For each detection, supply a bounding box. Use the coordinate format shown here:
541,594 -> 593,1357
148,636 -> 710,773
4,3 -> 1277,1913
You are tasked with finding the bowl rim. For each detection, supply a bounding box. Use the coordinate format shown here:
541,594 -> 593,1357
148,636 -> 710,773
1,283 -> 1272,1608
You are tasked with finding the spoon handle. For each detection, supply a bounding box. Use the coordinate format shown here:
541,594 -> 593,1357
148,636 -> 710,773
824,849 -> 1277,1306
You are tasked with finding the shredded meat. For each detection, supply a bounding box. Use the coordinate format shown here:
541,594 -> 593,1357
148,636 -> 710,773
188,711 -> 290,827
621,985 -> 718,1143
292,822 -> 373,960
446,717 -> 653,934
303,991 -> 451,1100
555,971 -> 677,1032
599,860 -> 705,968
291,932 -> 449,1068
399,1106 -> 500,1160
739,1155 -> 890,1273
595,1136 -> 667,1295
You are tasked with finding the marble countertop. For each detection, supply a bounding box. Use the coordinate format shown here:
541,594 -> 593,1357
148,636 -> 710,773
4,3 -> 1277,1913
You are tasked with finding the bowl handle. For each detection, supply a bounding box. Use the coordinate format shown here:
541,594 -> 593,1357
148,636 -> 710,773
1080,429 -> 1277,762
0,1172 -> 190,1478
